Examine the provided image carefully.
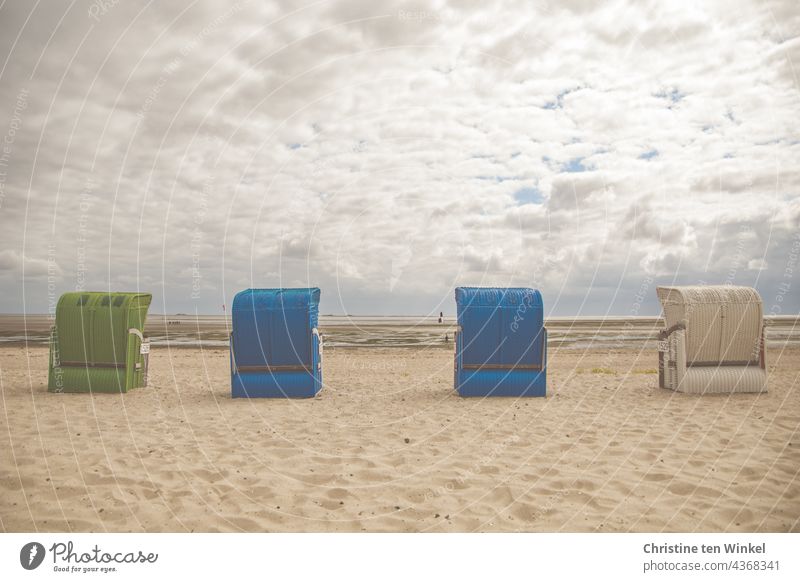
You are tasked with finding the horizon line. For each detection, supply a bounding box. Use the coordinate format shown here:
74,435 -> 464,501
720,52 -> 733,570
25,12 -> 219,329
2,313 -> 799,320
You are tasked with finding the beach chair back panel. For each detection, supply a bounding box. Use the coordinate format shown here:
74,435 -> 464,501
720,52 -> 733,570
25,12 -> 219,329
91,295 -> 132,366
456,287 -> 544,368
55,293 -> 131,365
685,302 -> 726,364
461,307 -> 503,366
500,306 -> 544,368
232,307 -> 273,368
231,288 -> 319,369
268,309 -> 312,366
657,286 -> 763,365
55,293 -> 93,365
719,299 -> 763,363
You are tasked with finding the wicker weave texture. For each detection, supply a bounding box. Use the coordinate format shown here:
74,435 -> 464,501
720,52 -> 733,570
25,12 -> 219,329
679,367 -> 767,394
657,285 -> 767,394
657,285 -> 763,363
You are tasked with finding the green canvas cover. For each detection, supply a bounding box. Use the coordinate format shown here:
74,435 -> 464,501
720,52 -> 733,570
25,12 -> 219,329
48,292 -> 152,393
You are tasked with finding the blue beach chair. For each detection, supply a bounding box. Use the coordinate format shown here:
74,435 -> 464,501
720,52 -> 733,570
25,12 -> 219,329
230,288 -> 323,398
454,287 -> 547,397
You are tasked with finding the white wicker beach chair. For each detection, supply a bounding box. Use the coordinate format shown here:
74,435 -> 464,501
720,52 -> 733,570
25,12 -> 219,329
656,286 -> 767,394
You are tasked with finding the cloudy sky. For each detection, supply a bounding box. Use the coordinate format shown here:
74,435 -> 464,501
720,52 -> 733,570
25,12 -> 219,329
0,0 -> 798,316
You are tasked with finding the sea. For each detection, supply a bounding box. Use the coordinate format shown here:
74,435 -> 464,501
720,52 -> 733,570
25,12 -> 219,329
1,314 -> 798,350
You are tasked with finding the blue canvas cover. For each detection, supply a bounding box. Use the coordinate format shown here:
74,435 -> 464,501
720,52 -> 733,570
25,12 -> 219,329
454,287 -> 547,397
230,288 -> 322,398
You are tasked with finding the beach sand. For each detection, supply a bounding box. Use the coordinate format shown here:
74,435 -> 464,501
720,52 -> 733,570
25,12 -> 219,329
1,345 -> 798,532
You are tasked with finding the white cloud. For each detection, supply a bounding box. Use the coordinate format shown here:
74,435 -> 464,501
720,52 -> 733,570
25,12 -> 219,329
0,0 -> 798,314
0,250 -> 60,278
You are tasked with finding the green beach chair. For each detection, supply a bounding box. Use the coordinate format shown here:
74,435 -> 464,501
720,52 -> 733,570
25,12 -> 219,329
48,292 -> 152,393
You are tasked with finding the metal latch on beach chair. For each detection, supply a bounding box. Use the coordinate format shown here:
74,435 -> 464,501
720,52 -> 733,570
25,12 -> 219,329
657,322 -> 685,389
312,328 -> 322,370
658,322 -> 686,350
230,332 -> 237,373
128,327 -> 145,345
128,328 -> 150,356
50,325 -> 60,368
129,328 -> 150,384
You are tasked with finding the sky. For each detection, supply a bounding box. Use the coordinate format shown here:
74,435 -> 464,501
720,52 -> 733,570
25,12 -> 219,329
0,0 -> 798,316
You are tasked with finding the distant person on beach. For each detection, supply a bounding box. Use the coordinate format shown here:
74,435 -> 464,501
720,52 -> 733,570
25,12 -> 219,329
439,311 -> 443,324
444,333 -> 449,343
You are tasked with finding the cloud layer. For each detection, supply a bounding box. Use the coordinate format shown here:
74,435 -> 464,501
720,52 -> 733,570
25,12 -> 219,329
0,0 -> 798,315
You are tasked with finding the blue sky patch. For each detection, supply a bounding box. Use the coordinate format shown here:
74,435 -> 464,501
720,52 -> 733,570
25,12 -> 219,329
564,157 -> 590,172
513,186 -> 545,205
655,87 -> 686,104
542,86 -> 581,110
639,149 -> 658,160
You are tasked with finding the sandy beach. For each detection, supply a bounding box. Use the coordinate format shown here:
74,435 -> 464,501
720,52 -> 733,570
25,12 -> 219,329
1,344 -> 798,533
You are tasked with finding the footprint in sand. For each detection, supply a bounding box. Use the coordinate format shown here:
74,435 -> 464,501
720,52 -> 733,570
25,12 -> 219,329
325,487 -> 350,500
192,468 -> 230,483
668,481 -> 695,496
667,481 -> 723,498
295,472 -> 336,486
643,472 -> 672,482
269,448 -> 300,460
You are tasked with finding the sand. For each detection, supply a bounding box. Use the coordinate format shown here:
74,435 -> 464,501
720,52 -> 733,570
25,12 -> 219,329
1,344 -> 798,532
